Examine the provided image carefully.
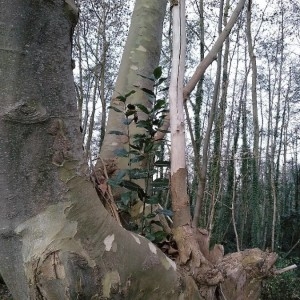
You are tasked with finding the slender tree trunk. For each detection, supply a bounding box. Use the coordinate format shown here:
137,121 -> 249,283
246,0 -> 261,247
191,0 -> 205,208
169,0 -> 190,228
209,0 -> 231,240
192,0 -> 224,228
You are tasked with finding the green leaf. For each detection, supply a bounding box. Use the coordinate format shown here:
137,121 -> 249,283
136,120 -> 152,131
154,77 -> 167,86
128,150 -> 140,156
141,88 -> 155,96
158,109 -> 170,115
121,191 -> 132,206
120,180 -> 145,199
108,130 -> 126,136
130,155 -> 145,163
144,141 -> 154,153
132,133 -> 147,140
137,74 -> 155,81
145,233 -> 156,242
153,66 -> 162,79
115,169 -> 127,182
136,104 -> 150,115
153,231 -> 168,242
125,90 -> 136,98
107,178 -> 119,187
129,143 -> 143,151
114,148 -> 128,157
153,99 -> 166,111
159,86 -> 169,92
154,160 -> 170,167
146,195 -> 160,204
128,168 -> 150,179
116,95 -> 127,103
108,106 -> 123,113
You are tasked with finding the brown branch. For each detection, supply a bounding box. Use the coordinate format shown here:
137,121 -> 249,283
274,264 -> 297,275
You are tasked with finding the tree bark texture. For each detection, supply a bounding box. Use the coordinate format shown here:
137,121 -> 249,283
169,0 -> 190,228
97,0 -> 167,173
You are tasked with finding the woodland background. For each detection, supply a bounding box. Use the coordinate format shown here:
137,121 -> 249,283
71,0 -> 300,298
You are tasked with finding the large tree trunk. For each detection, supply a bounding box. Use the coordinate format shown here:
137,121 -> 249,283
0,1 -> 194,299
0,1 -> 280,299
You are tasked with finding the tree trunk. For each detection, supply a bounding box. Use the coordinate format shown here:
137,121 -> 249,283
97,0 -> 167,171
192,0 -> 224,228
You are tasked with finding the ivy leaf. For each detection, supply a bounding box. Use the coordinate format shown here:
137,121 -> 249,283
130,155 -> 145,163
128,168 -> 150,179
136,120 -> 152,131
144,141 -> 154,153
116,95 -> 126,103
137,74 -> 155,81
153,230 -> 168,242
146,195 -> 160,204
153,66 -> 162,79
121,191 -> 132,206
129,143 -> 143,151
159,86 -> 169,92
136,104 -> 150,115
125,90 -> 136,98
141,88 -> 155,96
120,180 -> 145,199
107,178 -> 120,187
115,169 -> 127,182
153,99 -> 166,111
108,106 -> 123,113
114,148 -> 128,157
154,77 -> 167,87
154,160 -> 170,167
145,233 -> 156,242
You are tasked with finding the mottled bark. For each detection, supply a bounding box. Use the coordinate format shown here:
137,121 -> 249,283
0,1 -> 194,299
97,0 -> 167,173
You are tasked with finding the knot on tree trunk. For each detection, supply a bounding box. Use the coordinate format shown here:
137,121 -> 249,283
173,225 -> 224,288
217,248 -> 278,299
